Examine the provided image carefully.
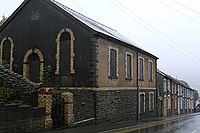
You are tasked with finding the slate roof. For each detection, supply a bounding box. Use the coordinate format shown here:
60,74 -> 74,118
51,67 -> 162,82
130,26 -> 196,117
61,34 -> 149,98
0,0 -> 157,59
157,70 -> 192,89
50,0 -> 142,49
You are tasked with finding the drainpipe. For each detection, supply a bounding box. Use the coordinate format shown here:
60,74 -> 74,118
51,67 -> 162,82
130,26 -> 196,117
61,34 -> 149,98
136,51 -> 140,122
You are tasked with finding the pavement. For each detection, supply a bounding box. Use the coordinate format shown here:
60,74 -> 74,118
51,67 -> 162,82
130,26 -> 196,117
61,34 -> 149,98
48,112 -> 200,133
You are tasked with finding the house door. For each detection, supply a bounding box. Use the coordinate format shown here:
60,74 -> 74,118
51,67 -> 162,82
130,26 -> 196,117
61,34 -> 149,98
28,53 -> 40,83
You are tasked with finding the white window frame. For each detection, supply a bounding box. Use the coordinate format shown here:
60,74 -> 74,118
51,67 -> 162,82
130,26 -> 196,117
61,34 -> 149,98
108,46 -> 119,78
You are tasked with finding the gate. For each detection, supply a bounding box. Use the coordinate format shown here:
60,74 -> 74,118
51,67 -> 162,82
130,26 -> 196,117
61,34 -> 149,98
52,93 -> 64,128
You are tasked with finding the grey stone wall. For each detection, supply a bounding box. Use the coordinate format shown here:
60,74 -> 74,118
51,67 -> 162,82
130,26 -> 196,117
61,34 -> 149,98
0,65 -> 40,92
73,91 -> 95,126
0,102 -> 45,133
0,65 -> 40,105
95,89 -> 137,124
139,89 -> 157,120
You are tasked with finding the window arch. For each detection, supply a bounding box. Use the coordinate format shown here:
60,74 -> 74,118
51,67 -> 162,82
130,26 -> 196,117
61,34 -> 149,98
55,28 -> 75,75
0,37 -> 14,70
23,48 -> 44,82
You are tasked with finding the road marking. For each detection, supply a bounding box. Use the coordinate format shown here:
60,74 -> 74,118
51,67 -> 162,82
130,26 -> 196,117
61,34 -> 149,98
191,130 -> 197,133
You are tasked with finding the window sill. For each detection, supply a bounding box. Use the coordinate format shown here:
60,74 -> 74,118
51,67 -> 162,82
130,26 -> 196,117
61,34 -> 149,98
125,77 -> 133,80
138,79 -> 144,81
108,76 -> 118,80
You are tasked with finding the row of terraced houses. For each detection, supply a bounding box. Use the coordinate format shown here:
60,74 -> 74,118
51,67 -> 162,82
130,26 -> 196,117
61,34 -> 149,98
157,70 -> 196,117
0,0 -> 198,128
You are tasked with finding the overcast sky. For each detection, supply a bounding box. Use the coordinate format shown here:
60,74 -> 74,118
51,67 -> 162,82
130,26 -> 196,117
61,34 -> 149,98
1,0 -> 200,91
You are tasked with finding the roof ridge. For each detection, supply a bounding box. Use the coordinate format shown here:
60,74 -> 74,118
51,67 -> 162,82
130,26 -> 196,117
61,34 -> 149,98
50,0 -> 117,32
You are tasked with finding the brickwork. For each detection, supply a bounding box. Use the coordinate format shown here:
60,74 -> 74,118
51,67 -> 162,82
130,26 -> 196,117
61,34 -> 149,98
0,102 -> 45,133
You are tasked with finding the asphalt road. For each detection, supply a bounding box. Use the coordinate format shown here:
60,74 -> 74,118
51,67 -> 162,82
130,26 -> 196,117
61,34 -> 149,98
113,115 -> 200,133
49,113 -> 200,133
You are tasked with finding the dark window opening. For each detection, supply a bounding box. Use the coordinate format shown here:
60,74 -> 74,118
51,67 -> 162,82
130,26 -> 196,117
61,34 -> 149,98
110,49 -> 117,79
28,53 -> 40,83
140,94 -> 145,113
2,40 -> 11,68
148,61 -> 153,81
126,54 -> 132,79
138,58 -> 144,80
149,93 -> 154,111
60,32 -> 71,76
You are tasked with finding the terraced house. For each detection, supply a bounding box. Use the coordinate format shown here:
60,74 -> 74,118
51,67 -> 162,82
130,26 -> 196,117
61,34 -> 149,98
0,0 -> 158,125
157,70 -> 195,117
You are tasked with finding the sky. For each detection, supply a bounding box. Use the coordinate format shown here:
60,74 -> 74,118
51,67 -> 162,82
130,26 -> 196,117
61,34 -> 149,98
1,0 -> 200,91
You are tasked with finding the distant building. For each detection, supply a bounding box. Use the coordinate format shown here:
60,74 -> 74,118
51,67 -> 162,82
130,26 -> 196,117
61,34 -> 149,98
0,0 -> 158,124
157,70 -> 195,117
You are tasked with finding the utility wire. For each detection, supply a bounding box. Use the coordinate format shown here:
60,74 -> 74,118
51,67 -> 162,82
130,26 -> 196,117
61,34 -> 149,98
171,0 -> 200,16
114,0 -> 200,62
70,0 -> 90,17
109,0 -> 200,66
158,0 -> 200,24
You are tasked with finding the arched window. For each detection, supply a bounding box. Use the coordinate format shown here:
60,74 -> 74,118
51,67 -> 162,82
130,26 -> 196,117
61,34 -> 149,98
55,28 -> 75,75
0,37 -> 14,70
27,53 -> 40,82
60,32 -> 71,75
23,48 -> 44,83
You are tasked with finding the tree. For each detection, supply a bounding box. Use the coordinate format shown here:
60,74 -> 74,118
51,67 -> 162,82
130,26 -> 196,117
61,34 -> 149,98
0,15 -> 7,26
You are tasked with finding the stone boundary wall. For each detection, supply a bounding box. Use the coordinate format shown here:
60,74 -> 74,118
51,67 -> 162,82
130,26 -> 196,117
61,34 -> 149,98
0,65 -> 40,92
73,91 -> 95,126
0,102 -> 45,133
95,89 -> 138,124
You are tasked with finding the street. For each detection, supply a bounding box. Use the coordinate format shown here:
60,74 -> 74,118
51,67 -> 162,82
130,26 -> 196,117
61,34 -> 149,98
114,115 -> 200,133
50,113 -> 200,133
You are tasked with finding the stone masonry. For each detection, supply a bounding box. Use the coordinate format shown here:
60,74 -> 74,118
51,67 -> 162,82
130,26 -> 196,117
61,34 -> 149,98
0,102 -> 45,133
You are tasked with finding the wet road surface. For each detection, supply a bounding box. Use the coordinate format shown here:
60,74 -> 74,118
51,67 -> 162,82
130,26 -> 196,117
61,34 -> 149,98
120,115 -> 200,133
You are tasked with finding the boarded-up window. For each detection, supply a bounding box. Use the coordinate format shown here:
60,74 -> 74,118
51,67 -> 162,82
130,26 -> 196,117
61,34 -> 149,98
138,57 -> 144,80
28,53 -> 40,83
110,49 -> 117,78
126,54 -> 132,79
148,61 -> 153,81
149,92 -> 154,111
2,40 -> 11,68
60,32 -> 71,76
140,93 -> 145,113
